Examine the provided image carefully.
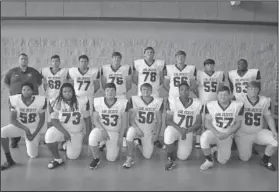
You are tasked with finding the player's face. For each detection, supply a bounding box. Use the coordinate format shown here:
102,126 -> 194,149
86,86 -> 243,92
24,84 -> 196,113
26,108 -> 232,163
62,87 -> 73,100
105,88 -> 116,98
19,55 -> 28,68
51,58 -> 60,69
175,54 -> 186,64
179,85 -> 190,98
141,86 -> 152,97
204,64 -> 215,72
237,60 -> 248,71
247,87 -> 259,97
112,56 -> 121,66
217,91 -> 230,103
144,49 -> 155,60
22,86 -> 33,98
79,58 -> 89,69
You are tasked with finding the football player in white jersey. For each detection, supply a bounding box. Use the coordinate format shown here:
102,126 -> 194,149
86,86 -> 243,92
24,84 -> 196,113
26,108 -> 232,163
123,83 -> 164,168
164,82 -> 202,171
195,59 -> 225,148
163,50 -> 197,99
45,83 -> 92,169
41,55 -> 68,128
132,47 -> 165,97
200,86 -> 244,171
67,54 -> 100,101
1,82 -> 47,171
100,52 -> 132,99
88,83 -> 129,169
235,81 -> 277,171
228,59 -> 261,101
228,59 -> 261,153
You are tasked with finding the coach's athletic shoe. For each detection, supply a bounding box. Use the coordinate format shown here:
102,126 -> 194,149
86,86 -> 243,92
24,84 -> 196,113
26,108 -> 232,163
200,159 -> 214,171
165,157 -> 176,171
260,160 -> 276,171
90,158 -> 100,169
123,156 -> 134,169
1,161 -> 16,171
48,159 -> 64,169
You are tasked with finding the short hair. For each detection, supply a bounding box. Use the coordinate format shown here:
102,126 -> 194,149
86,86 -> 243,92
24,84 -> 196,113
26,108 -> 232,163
140,83 -> 152,90
105,83 -> 116,90
179,82 -> 190,89
21,82 -> 34,91
19,53 -> 28,58
238,59 -> 248,65
204,59 -> 215,65
217,85 -> 230,94
78,54 -> 89,62
112,52 -> 122,59
51,55 -> 60,61
175,50 -> 186,57
144,47 -> 155,53
247,81 -> 261,90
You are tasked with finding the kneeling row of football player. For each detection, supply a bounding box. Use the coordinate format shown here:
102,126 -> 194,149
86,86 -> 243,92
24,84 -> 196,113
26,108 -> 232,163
1,81 -> 277,172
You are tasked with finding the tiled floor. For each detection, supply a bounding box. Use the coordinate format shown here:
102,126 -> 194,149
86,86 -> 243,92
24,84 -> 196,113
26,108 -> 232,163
1,143 -> 278,191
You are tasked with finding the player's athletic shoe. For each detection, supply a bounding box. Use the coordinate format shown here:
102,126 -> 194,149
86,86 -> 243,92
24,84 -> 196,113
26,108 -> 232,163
123,156 -> 134,168
200,159 -> 214,170
165,157 -> 176,171
90,158 -> 100,169
260,160 -> 276,171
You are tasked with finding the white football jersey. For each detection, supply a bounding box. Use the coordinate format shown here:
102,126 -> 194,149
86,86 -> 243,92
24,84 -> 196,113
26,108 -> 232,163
50,97 -> 90,133
41,67 -> 68,99
205,100 -> 244,133
9,94 -> 47,130
93,97 -> 129,132
228,69 -> 260,101
238,95 -> 271,134
130,96 -> 164,133
101,65 -> 131,97
167,97 -> 202,129
68,67 -> 99,98
134,59 -> 165,97
197,70 -> 224,103
165,64 -> 196,98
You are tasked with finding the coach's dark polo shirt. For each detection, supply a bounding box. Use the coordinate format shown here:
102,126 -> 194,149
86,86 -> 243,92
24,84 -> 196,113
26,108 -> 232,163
4,67 -> 43,95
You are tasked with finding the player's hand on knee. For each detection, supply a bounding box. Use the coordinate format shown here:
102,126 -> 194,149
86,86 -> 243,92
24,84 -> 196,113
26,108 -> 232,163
273,132 -> 278,140
25,129 -> 33,141
63,132 -> 71,142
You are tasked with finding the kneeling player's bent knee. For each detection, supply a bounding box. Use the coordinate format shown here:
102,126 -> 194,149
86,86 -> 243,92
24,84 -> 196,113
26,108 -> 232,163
88,128 -> 103,146
106,132 -> 120,162
26,136 -> 40,158
45,127 -> 64,144
126,127 -> 137,142
164,126 -> 179,145
217,144 -> 232,164
200,130 -> 215,149
142,136 -> 154,159
177,134 -> 194,160
66,133 -> 83,159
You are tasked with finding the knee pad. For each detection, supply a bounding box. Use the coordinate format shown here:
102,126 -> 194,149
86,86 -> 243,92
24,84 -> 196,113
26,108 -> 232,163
126,127 -> 137,142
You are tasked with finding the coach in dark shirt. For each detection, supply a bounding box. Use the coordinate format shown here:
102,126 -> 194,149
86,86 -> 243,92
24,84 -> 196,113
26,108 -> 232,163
4,53 -> 43,148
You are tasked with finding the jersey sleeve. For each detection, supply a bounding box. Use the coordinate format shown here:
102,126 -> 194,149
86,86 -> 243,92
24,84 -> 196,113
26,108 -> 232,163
263,98 -> 272,115
39,97 -> 48,113
8,97 -> 16,111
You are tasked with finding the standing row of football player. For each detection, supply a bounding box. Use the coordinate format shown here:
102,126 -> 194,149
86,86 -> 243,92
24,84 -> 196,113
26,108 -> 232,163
1,47 -> 277,172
